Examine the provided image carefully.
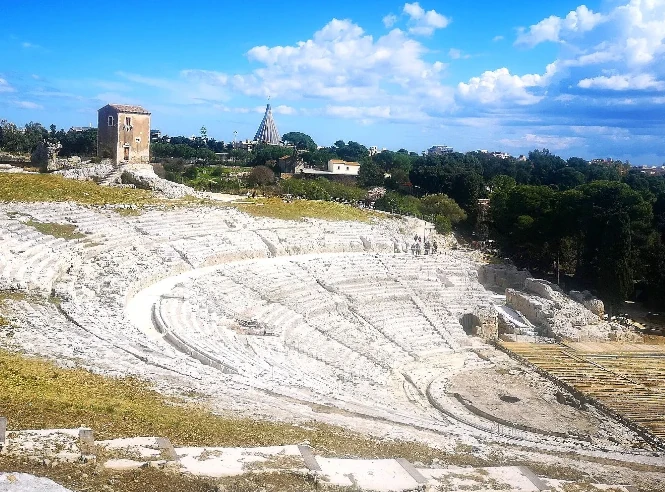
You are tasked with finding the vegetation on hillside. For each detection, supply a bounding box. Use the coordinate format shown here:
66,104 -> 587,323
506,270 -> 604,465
0,120 -> 96,157
234,197 -> 375,222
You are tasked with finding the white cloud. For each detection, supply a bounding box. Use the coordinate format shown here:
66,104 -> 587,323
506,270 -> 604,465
457,64 -> 557,105
325,104 -> 429,122
272,104 -> 298,115
403,2 -> 450,36
578,73 -> 665,90
0,78 -> 15,93
382,14 -> 397,28
516,5 -> 606,46
14,100 -> 44,110
492,35 -> 504,42
448,48 -> 470,60
240,18 -> 451,108
500,133 -> 584,150
21,42 -> 41,49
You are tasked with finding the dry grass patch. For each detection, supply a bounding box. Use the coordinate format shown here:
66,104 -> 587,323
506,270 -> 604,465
234,197 -> 375,222
0,174 -> 158,205
26,219 -> 85,240
0,349 -> 447,464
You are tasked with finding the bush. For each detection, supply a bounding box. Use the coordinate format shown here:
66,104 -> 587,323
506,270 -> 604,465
247,165 -> 275,187
419,194 -> 467,224
375,191 -> 420,216
434,215 -> 452,234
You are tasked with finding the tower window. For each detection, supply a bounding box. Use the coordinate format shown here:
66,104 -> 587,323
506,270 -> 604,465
125,116 -> 132,126
108,116 -> 114,126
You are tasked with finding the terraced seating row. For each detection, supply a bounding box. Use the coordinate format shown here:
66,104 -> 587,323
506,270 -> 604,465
0,219 -> 80,293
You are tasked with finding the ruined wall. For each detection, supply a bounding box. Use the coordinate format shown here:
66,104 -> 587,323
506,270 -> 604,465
477,264 -> 531,291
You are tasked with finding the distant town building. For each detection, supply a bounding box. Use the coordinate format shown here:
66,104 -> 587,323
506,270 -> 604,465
150,129 -> 162,141
254,104 -> 280,145
278,155 -> 305,174
591,158 -> 615,165
327,159 -> 360,176
478,149 -> 511,159
234,140 -> 256,152
368,146 -> 381,156
69,125 -> 94,133
97,104 -> 151,165
427,145 -> 454,155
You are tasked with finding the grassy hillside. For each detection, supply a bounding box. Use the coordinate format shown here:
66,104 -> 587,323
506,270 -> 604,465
234,197 -> 375,222
0,174 -> 157,205
0,349 -> 443,461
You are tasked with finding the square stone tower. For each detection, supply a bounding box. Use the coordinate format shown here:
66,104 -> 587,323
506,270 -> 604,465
97,104 -> 151,165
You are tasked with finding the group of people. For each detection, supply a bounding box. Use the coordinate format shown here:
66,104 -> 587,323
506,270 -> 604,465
410,234 -> 437,256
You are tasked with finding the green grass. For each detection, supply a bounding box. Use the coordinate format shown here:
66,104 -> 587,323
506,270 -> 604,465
234,197 -> 375,222
0,173 -> 158,205
26,219 -> 85,240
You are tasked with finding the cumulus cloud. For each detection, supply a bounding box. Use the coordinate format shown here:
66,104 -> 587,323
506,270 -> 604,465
382,14 -> 397,28
241,18 -> 450,106
457,64 -> 557,105
516,5 -> 605,46
403,2 -> 450,36
578,73 -> 665,90
492,35 -> 504,42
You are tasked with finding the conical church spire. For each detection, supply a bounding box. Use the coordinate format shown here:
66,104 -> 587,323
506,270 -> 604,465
254,103 -> 280,145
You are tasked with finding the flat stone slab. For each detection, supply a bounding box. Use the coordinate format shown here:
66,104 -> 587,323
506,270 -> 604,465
297,445 -> 321,471
419,466 -> 542,491
0,473 -> 73,492
175,445 -> 304,477
316,457 -> 419,491
96,436 -> 170,460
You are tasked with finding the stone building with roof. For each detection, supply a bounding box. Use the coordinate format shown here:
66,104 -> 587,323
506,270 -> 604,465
97,104 -> 151,164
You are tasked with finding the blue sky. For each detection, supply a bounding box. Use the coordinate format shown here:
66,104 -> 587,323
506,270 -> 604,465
1,0 -> 665,164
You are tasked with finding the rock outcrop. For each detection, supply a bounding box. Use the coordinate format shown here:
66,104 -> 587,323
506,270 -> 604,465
506,278 -> 638,341
120,164 -> 200,199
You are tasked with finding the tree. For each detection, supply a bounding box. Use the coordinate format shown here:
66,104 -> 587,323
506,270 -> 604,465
597,213 -> 633,315
419,194 -> 467,224
357,159 -> 384,187
247,165 -> 275,187
282,132 -> 316,152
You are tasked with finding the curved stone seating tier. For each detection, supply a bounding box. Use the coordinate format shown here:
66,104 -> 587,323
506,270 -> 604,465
8,202 -> 620,453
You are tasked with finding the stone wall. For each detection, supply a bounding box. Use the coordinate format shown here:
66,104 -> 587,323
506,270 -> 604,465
477,264 -> 531,291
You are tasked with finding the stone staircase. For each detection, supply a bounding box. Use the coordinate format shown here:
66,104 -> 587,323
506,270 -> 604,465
98,164 -> 126,186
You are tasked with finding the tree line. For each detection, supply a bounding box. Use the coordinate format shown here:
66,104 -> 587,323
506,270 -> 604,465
2,121 -> 663,311
0,121 -> 97,157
